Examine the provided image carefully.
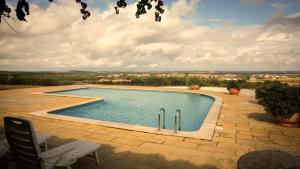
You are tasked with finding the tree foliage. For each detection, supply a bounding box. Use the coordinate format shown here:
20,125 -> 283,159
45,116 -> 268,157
115,0 -> 164,22
0,0 -> 11,23
15,0 -> 29,21
0,0 -> 164,23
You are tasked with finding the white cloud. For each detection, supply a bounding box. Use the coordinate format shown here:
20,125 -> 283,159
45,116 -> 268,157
266,12 -> 300,32
256,32 -> 292,42
270,2 -> 292,11
146,64 -> 158,68
0,0 -> 299,71
126,64 -> 137,69
240,0 -> 265,6
288,12 -> 300,18
170,0 -> 200,17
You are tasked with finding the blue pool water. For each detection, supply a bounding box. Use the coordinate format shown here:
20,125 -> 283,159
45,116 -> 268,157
50,88 -> 214,131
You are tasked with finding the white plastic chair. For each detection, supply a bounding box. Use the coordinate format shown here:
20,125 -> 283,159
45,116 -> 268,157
4,116 -> 100,169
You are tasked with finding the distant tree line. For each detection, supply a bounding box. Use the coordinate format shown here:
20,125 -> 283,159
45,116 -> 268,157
0,72 -> 96,86
127,76 -> 224,86
0,72 -> 266,89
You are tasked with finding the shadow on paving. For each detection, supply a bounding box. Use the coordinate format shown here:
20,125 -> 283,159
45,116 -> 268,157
237,150 -> 300,169
0,127 -> 4,140
248,100 -> 260,105
247,112 -> 276,124
0,134 -> 220,169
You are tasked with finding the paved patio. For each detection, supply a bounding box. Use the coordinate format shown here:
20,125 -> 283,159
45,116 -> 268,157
0,85 -> 300,169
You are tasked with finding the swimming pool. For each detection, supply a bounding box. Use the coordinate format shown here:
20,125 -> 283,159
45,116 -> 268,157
49,88 -> 214,132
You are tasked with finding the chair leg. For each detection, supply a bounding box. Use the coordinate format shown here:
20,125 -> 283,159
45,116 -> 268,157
94,151 -> 99,165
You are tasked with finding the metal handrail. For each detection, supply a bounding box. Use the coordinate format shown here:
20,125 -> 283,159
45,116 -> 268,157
158,112 -> 161,131
157,108 -> 166,131
177,109 -> 181,131
174,109 -> 181,133
161,108 -> 166,129
174,114 -> 178,133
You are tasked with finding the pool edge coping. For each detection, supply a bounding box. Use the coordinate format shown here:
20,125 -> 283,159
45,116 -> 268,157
28,86 -> 223,140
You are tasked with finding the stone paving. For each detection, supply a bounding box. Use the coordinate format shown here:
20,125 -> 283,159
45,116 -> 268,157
0,85 -> 300,169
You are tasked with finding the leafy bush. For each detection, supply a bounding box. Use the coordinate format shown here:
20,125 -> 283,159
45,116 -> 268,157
167,77 -> 186,86
290,85 -> 300,113
226,80 -> 241,91
255,81 -> 286,104
255,81 -> 299,117
187,77 -> 204,86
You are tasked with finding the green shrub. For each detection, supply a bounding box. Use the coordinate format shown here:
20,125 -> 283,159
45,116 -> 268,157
255,81 -> 285,104
167,77 -> 186,86
187,77 -> 204,86
255,81 -> 299,117
290,85 -> 300,113
226,80 -> 241,91
241,82 -> 263,89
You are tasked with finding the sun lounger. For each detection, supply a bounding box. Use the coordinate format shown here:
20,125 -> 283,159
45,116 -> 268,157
4,116 -> 100,169
44,140 -> 100,169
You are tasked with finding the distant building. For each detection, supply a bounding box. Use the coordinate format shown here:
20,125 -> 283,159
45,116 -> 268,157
187,74 -> 211,78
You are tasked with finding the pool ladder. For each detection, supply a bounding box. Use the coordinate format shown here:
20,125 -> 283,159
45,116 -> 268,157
157,108 -> 181,133
157,108 -> 166,131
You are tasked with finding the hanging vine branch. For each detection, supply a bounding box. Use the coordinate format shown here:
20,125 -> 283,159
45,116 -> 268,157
0,0 -> 30,22
114,0 -> 127,14
78,1 -> 91,20
48,0 -> 91,20
115,0 -> 165,22
0,0 -> 12,23
16,0 -> 30,21
1,0 -> 164,24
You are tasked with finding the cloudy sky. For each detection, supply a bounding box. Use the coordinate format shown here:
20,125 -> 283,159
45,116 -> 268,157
0,0 -> 299,71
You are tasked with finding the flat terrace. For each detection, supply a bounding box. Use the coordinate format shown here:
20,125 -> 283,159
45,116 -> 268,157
0,85 -> 300,169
